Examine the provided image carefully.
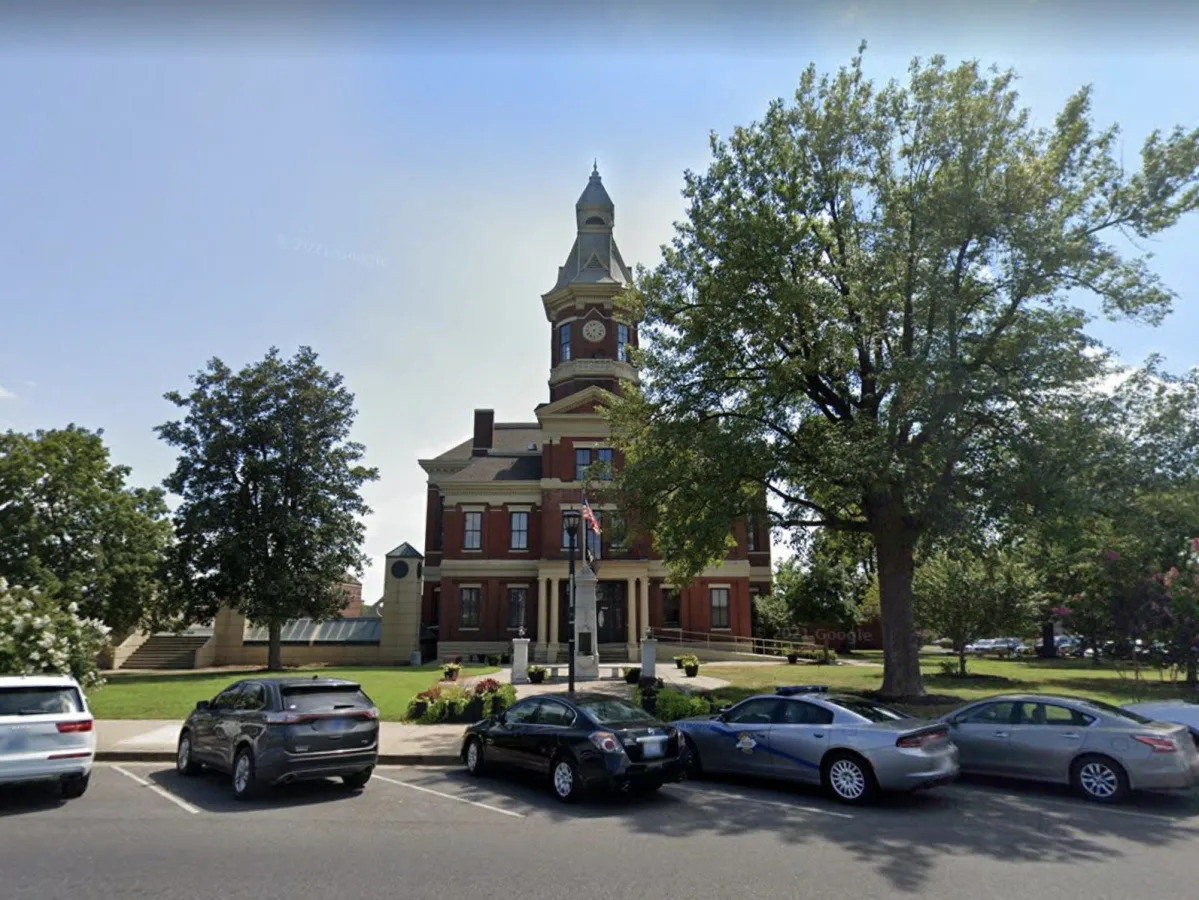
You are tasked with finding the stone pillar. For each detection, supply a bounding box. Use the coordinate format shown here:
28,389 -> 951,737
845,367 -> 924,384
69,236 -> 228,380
379,543 -> 424,665
511,637 -> 531,684
625,577 -> 638,662
573,565 -> 599,680
536,577 -> 548,646
640,578 -> 650,643
641,637 -> 657,679
547,578 -> 561,664
211,606 -> 248,666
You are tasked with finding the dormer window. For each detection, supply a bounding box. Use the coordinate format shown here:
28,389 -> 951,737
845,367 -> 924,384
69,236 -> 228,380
560,323 -> 572,361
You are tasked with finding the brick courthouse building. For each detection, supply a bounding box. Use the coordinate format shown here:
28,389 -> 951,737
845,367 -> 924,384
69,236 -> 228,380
418,167 -> 773,663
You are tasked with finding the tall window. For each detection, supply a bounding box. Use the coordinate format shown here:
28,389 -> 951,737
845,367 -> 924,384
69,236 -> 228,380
431,587 -> 440,625
560,323 -> 572,361
574,448 -> 591,482
507,587 -> 528,629
747,516 -> 758,552
609,512 -> 626,549
710,587 -> 730,629
434,495 -> 445,550
460,587 -> 481,628
662,589 -> 681,628
463,511 -> 482,550
617,323 -> 629,361
596,447 -> 614,480
509,511 -> 528,550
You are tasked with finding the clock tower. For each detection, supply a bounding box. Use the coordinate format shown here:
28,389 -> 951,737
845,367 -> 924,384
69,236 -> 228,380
541,163 -> 639,403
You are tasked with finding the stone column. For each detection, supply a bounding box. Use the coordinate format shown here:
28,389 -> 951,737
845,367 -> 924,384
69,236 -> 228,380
625,577 -> 638,662
639,577 -> 650,643
547,578 -> 561,664
511,637 -> 530,684
536,577 -> 548,647
573,565 -> 600,680
641,637 -> 657,679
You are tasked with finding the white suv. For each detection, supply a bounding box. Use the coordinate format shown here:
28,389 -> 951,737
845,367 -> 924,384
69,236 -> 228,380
0,674 -> 96,799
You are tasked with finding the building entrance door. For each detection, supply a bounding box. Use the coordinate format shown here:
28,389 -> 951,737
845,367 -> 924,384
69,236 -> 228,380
596,582 -> 626,644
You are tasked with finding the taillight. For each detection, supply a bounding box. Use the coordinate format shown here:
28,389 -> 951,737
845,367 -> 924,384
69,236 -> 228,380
56,720 -> 93,733
897,728 -> 945,749
589,731 -> 623,753
1133,735 -> 1178,753
265,709 -> 377,725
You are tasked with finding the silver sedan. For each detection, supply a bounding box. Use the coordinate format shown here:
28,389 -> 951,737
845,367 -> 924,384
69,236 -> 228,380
671,686 -> 959,805
941,693 -> 1199,802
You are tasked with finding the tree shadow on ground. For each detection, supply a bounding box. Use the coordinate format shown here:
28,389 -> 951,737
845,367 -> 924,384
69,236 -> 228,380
143,767 -> 369,814
409,766 -> 1199,894
0,783 -> 67,818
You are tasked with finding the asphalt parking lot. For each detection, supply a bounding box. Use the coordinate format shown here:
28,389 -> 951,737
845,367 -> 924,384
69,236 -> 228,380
3,764 -> 1199,899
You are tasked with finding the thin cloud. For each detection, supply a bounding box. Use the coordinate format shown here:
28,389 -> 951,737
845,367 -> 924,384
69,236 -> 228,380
0,384 -> 17,400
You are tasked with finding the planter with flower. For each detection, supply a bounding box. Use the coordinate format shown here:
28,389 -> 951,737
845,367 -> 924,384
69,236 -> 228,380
527,665 -> 547,684
442,661 -> 461,682
681,654 -> 700,677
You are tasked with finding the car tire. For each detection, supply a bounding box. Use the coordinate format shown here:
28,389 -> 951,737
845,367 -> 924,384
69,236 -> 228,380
342,769 -> 372,790
550,754 -> 583,804
822,752 -> 879,806
176,732 -> 202,776
682,735 -> 703,778
231,747 -> 259,801
1071,754 -> 1129,803
464,737 -> 487,777
60,773 -> 90,800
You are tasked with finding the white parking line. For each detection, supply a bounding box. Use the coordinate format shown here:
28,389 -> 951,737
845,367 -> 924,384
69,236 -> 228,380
111,765 -> 200,815
373,774 -> 525,819
676,784 -> 855,819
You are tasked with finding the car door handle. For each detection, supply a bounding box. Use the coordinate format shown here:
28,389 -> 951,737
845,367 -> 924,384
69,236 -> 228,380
813,733 -> 824,738
1061,733 -> 1081,739
992,731 -> 1009,738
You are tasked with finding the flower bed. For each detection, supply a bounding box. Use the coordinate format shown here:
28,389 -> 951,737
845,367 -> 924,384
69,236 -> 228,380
405,678 -> 517,724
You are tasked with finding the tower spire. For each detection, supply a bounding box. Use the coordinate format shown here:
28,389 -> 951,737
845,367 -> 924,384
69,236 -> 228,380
592,157 -> 598,176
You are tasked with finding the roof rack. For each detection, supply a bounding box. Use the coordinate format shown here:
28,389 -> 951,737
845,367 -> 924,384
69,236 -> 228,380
775,685 -> 829,696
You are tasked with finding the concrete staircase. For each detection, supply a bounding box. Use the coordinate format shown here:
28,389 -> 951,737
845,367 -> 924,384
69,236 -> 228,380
119,635 -> 210,670
599,645 -> 634,664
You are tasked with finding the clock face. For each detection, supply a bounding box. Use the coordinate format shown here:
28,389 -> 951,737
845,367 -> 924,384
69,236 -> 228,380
581,319 -> 607,343
390,560 -> 409,580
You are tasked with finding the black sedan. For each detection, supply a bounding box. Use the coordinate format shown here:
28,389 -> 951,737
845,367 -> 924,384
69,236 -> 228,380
460,692 -> 685,802
176,676 -> 379,799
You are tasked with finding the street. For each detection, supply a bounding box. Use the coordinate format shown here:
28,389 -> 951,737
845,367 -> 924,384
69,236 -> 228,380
2,764 -> 1198,899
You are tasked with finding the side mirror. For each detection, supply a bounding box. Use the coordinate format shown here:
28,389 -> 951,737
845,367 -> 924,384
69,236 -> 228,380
195,700 -> 210,711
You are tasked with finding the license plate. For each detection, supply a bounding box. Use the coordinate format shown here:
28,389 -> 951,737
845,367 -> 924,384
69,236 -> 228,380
320,718 -> 353,732
642,740 -> 665,759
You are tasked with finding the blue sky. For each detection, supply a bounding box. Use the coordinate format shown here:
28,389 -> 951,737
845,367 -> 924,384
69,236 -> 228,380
1,3 -> 1196,603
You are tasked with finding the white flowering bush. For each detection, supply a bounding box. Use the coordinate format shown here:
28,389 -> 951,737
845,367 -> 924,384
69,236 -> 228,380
0,578 -> 111,687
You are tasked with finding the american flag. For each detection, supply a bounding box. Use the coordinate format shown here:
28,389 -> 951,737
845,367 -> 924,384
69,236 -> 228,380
581,496 -> 601,535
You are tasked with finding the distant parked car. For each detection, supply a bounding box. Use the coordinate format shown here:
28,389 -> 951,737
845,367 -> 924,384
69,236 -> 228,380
461,692 -> 685,802
0,674 -> 95,800
941,694 -> 1199,802
176,676 -> 379,799
673,686 -> 959,805
1122,701 -> 1199,742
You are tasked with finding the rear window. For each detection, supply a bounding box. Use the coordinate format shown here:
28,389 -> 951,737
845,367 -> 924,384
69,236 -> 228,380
1076,698 -> 1154,725
828,697 -> 912,722
0,686 -> 84,716
280,684 -> 373,713
576,697 -> 658,725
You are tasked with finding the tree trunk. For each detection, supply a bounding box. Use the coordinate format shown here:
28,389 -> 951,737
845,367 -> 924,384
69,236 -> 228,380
1039,618 -> 1057,658
873,523 -> 924,698
267,619 -> 283,671
1187,655 -> 1197,689
958,648 -> 967,677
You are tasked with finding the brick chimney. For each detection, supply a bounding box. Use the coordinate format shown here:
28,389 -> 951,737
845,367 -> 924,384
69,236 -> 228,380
472,409 -> 494,457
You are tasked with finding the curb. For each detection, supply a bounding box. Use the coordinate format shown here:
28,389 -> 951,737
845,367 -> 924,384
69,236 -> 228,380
95,751 -> 462,766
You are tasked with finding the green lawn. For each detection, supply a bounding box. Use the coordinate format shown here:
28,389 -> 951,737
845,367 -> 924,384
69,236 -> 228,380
88,665 -> 499,721
707,652 -> 1199,718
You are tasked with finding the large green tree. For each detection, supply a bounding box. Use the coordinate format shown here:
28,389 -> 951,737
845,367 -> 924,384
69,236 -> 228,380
0,425 -> 174,634
605,46 -> 1199,696
157,346 -> 379,670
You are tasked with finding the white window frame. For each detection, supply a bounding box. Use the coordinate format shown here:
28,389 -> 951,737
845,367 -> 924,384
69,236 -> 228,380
509,510 -> 529,551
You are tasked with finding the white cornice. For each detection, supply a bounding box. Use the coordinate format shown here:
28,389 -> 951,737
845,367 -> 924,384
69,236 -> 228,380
548,358 -> 638,387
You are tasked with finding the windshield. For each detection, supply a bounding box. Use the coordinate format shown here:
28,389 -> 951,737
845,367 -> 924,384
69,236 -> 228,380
828,697 -> 912,722
1075,698 -> 1155,725
0,686 -> 84,716
575,696 -> 658,725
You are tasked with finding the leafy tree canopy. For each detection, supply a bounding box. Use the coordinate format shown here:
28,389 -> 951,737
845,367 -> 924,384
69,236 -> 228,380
606,45 -> 1199,696
0,425 -> 174,634
157,346 -> 379,670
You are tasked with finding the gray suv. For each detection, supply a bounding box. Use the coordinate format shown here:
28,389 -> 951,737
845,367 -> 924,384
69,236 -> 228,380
176,676 -> 379,799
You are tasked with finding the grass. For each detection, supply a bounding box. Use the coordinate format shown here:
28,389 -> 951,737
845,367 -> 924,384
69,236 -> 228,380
705,651 -> 1199,718
87,664 -> 499,721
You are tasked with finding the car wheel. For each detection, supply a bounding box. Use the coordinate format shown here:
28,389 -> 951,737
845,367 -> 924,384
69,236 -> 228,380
60,773 -> 90,800
550,754 -> 583,804
342,769 -> 372,790
682,735 -> 703,778
176,732 -> 202,776
231,747 -> 259,801
1071,754 -> 1129,803
822,752 -> 879,805
464,737 -> 487,776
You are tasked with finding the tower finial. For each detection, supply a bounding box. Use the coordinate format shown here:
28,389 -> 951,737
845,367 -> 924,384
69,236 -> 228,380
592,158 -> 598,177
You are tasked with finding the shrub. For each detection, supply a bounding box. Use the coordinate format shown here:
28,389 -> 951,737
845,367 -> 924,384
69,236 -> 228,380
406,679 -> 516,723
791,647 -> 838,664
637,686 -> 712,722
0,580 -> 110,688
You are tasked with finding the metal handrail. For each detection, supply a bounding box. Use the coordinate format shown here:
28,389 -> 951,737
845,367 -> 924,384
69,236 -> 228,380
652,627 -> 821,657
